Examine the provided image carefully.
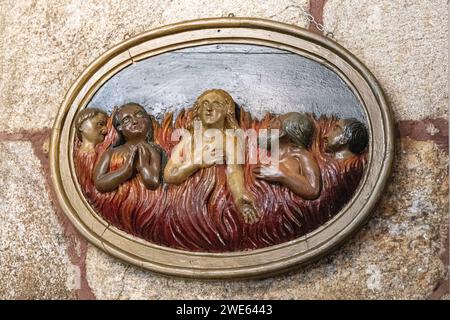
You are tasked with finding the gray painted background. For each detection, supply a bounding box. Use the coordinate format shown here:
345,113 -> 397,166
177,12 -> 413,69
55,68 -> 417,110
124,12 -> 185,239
87,44 -> 366,122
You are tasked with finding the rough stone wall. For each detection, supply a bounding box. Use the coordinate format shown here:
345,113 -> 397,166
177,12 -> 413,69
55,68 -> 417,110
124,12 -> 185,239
0,0 -> 448,299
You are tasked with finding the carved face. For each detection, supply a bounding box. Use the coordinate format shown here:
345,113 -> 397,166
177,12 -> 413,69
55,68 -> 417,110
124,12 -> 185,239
117,104 -> 150,141
324,119 -> 347,152
79,113 -> 107,145
198,92 -> 227,128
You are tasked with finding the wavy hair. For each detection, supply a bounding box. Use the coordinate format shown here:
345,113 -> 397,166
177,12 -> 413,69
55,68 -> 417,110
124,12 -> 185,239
187,89 -> 239,131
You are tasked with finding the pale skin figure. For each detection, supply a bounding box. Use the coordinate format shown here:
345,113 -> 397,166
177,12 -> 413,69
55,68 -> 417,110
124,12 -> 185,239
75,108 -> 108,153
164,89 -> 260,224
253,113 -> 321,200
323,118 -> 369,160
93,103 -> 161,193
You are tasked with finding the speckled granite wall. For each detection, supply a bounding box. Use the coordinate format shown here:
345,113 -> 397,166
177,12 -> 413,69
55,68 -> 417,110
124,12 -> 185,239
0,0 -> 448,300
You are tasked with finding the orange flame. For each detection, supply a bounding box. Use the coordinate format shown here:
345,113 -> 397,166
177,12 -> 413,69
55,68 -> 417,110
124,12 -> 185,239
74,110 -> 367,252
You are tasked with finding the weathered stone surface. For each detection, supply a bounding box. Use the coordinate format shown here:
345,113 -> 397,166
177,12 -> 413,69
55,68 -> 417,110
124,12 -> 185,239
86,138 -> 448,299
323,0 -> 448,121
0,141 -> 76,299
0,0 -> 308,133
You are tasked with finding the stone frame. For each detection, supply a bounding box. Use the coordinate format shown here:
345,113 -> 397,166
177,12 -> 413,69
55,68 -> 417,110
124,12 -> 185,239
50,17 -> 394,279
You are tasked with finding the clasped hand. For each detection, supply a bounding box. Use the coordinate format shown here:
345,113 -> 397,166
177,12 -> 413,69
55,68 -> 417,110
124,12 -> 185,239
123,143 -> 152,174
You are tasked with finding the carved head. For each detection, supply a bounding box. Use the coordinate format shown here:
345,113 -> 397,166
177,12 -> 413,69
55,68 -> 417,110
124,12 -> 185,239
324,118 -> 368,155
191,89 -> 239,130
269,112 -> 314,148
112,103 -> 153,147
75,108 -> 108,146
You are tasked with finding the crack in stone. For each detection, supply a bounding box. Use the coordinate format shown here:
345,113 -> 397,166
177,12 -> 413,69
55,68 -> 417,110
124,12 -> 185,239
116,265 -> 131,300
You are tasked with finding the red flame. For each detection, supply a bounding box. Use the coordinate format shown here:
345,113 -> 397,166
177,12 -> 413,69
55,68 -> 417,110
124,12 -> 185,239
74,110 -> 366,252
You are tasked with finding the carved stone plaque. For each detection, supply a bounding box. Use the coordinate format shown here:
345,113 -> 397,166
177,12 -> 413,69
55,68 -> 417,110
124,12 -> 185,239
50,18 -> 394,278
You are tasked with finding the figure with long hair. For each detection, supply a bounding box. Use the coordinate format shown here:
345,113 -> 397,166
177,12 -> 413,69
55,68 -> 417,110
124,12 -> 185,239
164,89 -> 260,224
93,103 -> 162,193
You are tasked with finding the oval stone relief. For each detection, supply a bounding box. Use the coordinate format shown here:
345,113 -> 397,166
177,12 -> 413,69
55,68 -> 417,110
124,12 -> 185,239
50,18 -> 394,278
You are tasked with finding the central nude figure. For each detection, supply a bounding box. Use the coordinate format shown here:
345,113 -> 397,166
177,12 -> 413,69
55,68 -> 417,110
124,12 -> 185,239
164,89 -> 260,224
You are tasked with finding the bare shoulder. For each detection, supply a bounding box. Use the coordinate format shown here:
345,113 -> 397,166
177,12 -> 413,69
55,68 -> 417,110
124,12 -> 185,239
286,146 -> 309,156
101,145 -> 131,161
99,146 -> 115,159
288,147 -> 316,162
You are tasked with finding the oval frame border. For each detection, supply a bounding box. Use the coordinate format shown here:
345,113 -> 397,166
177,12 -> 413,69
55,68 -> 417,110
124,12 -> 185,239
50,18 -> 394,279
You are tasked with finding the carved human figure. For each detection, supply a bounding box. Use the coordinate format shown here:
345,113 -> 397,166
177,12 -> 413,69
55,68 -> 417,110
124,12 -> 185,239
93,103 -> 162,192
74,108 -> 109,203
75,108 -> 108,153
253,112 -> 322,200
163,89 -> 260,224
323,118 -> 369,159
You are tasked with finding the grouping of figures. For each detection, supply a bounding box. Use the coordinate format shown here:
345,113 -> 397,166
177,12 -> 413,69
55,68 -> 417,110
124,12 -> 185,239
74,89 -> 368,252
